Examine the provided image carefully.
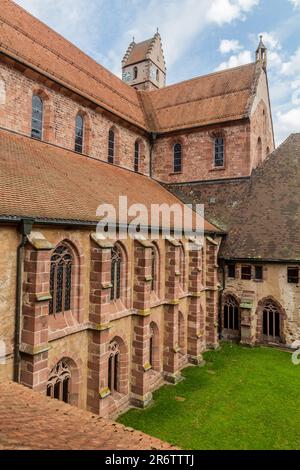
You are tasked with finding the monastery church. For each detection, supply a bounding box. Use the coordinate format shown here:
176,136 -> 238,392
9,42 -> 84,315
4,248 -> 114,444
0,0 -> 299,420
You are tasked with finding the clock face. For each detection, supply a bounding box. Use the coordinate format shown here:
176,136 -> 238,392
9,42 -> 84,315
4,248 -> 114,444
123,70 -> 132,82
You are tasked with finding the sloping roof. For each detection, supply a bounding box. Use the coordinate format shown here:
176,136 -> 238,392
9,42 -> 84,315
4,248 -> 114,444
0,0 -> 147,129
140,63 -> 259,132
0,128 -> 219,233
0,381 -> 175,450
0,1 -> 260,134
123,38 -> 154,66
167,134 -> 300,261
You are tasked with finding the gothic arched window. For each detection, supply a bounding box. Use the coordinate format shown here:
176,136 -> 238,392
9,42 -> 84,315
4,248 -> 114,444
223,296 -> 239,331
47,360 -> 71,403
173,143 -> 182,173
31,95 -> 44,140
149,325 -> 154,366
214,136 -> 224,167
49,244 -> 73,315
262,301 -> 281,341
134,140 -> 140,172
108,128 -> 115,164
156,69 -> 160,81
133,66 -> 138,80
111,244 -> 122,301
75,114 -> 84,153
108,341 -> 120,393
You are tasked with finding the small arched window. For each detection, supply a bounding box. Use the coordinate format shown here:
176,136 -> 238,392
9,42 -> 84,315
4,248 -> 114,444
156,69 -> 160,81
108,129 -> 115,164
47,360 -> 71,403
49,244 -> 73,315
134,140 -> 140,172
223,296 -> 239,331
133,66 -> 138,80
31,95 -> 44,140
149,325 -> 154,367
214,137 -> 224,167
108,341 -> 120,393
75,114 -> 84,153
266,146 -> 270,157
173,143 -> 182,173
111,244 -> 122,300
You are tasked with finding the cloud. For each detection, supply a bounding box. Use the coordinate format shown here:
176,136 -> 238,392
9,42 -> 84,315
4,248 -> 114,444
216,50 -> 252,70
207,0 -> 259,25
281,47 -> 300,76
276,107 -> 300,135
219,39 -> 242,53
289,0 -> 300,8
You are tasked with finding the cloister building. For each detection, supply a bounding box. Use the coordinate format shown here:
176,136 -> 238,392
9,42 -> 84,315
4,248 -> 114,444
0,0 -> 299,420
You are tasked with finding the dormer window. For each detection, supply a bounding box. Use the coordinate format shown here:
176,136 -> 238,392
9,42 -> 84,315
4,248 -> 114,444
214,137 -> 224,167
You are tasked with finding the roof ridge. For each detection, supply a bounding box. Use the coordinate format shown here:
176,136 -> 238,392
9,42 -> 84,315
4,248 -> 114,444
143,62 -> 255,94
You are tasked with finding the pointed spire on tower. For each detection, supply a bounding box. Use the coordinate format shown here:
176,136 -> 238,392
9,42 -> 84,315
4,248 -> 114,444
256,34 -> 267,70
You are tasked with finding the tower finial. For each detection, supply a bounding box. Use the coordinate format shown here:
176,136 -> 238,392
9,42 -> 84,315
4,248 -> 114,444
256,34 -> 267,70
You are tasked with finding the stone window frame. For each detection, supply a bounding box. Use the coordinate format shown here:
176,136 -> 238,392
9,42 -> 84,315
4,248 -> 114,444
169,137 -> 184,175
151,242 -> 161,297
210,130 -> 226,170
107,335 -> 129,396
47,355 -> 82,407
222,293 -> 240,334
256,297 -> 287,345
110,242 -> 130,309
48,238 -> 84,325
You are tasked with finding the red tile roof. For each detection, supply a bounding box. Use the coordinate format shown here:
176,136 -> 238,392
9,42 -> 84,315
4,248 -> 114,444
0,128 -> 220,233
0,381 -> 176,450
140,63 -> 258,132
0,0 -> 260,134
123,38 -> 154,66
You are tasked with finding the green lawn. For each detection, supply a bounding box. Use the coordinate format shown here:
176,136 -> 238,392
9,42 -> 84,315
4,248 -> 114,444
118,343 -> 300,450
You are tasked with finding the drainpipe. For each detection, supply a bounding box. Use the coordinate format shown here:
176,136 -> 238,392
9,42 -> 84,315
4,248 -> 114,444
14,218 -> 34,383
218,259 -> 226,340
149,132 -> 157,178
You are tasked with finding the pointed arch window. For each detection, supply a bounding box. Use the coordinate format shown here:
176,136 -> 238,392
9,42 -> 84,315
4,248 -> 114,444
262,302 -> 281,341
49,244 -> 73,315
156,69 -> 160,81
108,341 -> 120,393
134,140 -> 140,172
111,244 -> 122,301
75,114 -> 84,153
151,244 -> 160,293
173,143 -> 182,173
108,129 -> 115,164
214,137 -> 224,167
47,360 -> 71,403
31,95 -> 44,140
179,243 -> 185,290
149,325 -> 154,366
133,66 -> 138,80
223,296 -> 239,331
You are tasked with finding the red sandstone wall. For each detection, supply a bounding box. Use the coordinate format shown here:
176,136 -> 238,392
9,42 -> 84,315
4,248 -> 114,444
152,122 -> 252,183
0,61 -> 150,175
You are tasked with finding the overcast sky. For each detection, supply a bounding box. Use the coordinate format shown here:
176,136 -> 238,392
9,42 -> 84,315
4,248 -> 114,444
15,0 -> 300,145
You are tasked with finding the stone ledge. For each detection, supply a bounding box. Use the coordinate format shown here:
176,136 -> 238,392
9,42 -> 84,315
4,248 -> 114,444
19,343 -> 51,356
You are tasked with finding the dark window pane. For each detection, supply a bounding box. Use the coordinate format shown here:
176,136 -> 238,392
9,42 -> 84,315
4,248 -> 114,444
111,245 -> 121,300
288,267 -> 299,284
114,353 -> 119,392
174,143 -> 182,173
255,266 -> 263,280
62,378 -> 69,403
214,137 -> 224,167
49,245 -> 73,315
275,312 -> 280,337
108,129 -> 115,164
228,264 -> 236,278
75,114 -> 84,153
54,382 -> 60,400
263,310 -> 268,335
31,95 -> 43,140
241,265 -> 252,280
134,141 -> 139,172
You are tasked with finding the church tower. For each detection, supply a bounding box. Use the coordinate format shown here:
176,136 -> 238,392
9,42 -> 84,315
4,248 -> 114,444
122,31 -> 166,91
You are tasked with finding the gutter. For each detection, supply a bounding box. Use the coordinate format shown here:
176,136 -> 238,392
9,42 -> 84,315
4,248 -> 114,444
14,218 -> 34,383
